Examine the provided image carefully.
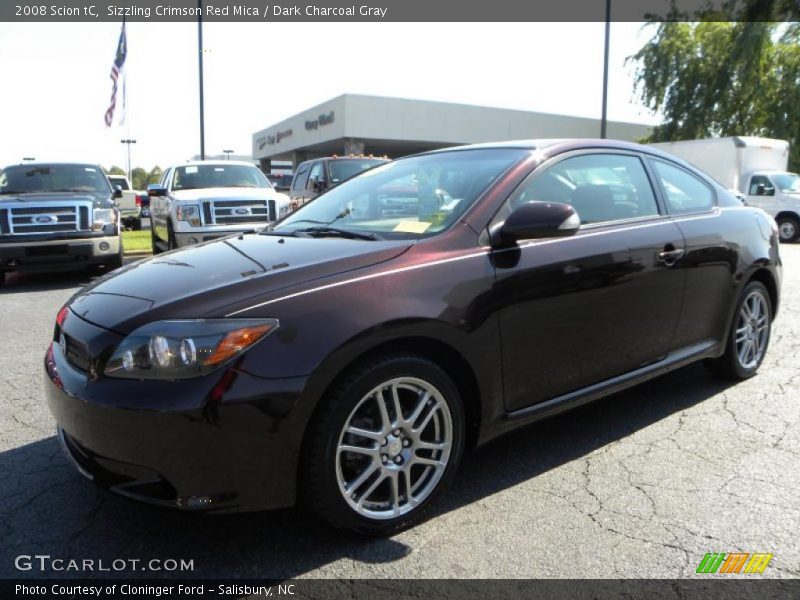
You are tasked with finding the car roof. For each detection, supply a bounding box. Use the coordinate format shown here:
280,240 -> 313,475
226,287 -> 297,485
172,160 -> 258,168
3,162 -> 103,169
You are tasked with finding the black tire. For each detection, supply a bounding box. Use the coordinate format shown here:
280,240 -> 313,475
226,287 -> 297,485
776,215 -> 799,243
105,239 -> 124,270
705,281 -> 772,380
151,223 -> 163,254
0,271 -> 5,287
301,353 -> 465,536
131,218 -> 142,231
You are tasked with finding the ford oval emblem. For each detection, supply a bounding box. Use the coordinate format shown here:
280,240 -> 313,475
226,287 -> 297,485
35,215 -> 56,224
234,208 -> 251,216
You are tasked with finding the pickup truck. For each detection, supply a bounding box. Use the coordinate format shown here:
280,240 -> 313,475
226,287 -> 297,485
0,162 -> 123,285
107,174 -> 149,230
149,161 -> 291,251
651,137 -> 800,242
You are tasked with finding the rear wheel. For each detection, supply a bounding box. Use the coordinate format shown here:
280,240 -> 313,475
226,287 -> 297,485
705,281 -> 772,379
167,221 -> 177,251
131,218 -> 142,231
302,353 -> 465,535
776,215 -> 799,243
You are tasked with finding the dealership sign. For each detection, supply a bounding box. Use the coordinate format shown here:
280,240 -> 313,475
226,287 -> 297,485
305,111 -> 335,131
256,128 -> 293,150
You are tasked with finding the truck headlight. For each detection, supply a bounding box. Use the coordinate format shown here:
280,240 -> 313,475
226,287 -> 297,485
92,208 -> 117,231
176,205 -> 202,227
278,203 -> 292,218
104,319 -> 279,380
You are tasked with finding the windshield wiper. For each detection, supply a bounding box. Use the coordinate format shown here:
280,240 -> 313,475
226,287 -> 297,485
294,226 -> 382,241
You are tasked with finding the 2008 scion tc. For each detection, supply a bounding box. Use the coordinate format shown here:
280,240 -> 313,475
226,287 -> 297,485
45,140 -> 781,535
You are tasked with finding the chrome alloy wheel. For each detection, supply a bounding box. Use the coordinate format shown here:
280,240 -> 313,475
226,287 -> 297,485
735,289 -> 770,370
778,219 -> 796,241
335,377 -> 453,520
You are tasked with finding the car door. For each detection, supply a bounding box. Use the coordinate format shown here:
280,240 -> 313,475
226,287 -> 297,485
745,174 -> 779,215
491,151 -> 687,412
647,158 -> 737,351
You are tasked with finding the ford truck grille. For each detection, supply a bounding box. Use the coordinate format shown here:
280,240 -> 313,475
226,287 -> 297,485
3,202 -> 92,235
204,199 -> 276,225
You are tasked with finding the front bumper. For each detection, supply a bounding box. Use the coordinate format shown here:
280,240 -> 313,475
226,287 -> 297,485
44,312 -> 309,513
0,235 -> 120,271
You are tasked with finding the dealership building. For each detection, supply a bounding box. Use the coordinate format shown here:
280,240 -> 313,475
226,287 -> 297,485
252,94 -> 652,171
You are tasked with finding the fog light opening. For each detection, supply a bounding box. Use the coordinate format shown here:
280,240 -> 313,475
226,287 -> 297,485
187,237 -> 198,245
99,242 -> 110,252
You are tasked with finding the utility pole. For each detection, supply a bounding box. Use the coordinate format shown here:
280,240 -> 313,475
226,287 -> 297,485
223,149 -> 234,160
198,0 -> 206,160
600,0 -> 611,139
120,138 -> 137,182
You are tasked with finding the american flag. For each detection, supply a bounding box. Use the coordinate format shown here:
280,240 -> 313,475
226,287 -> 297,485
104,22 -> 127,127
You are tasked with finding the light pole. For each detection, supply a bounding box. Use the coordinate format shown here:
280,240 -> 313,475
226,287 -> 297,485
120,139 -> 137,182
600,0 -> 611,139
223,149 -> 234,160
198,0 -> 206,160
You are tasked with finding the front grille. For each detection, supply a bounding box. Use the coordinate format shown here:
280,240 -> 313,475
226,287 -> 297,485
7,204 -> 87,235
0,209 -> 8,234
207,199 -> 272,225
202,202 -> 213,224
64,334 -> 92,373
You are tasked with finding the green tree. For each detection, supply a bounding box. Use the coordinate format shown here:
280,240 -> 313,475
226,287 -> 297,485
104,165 -> 126,176
147,166 -> 163,185
131,167 -> 148,190
630,20 -> 800,172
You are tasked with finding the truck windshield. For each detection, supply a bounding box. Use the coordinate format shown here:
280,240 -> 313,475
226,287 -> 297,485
0,164 -> 111,195
773,173 -> 800,193
108,176 -> 130,190
172,164 -> 270,191
329,159 -> 388,183
273,148 -> 527,239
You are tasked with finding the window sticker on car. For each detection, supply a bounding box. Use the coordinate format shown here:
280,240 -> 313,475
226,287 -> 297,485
185,166 -> 198,174
84,168 -> 96,172
393,220 -> 431,233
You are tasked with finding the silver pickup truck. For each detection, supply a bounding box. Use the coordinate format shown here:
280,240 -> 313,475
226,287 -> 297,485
149,161 -> 290,251
0,162 -> 123,285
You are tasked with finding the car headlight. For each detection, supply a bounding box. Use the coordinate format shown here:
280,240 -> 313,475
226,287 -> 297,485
104,319 -> 279,380
176,205 -> 202,227
278,203 -> 292,218
92,208 -> 117,231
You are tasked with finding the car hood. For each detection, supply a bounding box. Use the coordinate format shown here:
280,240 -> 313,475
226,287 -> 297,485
171,187 -> 288,202
68,234 -> 412,334
0,191 -> 113,208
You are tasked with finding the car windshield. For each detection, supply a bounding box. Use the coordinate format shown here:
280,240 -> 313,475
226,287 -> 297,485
172,164 -> 270,191
329,159 -> 388,183
773,172 -> 800,193
0,164 -> 111,194
273,148 -> 528,238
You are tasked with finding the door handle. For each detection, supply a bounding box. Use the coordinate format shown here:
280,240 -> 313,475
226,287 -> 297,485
657,247 -> 684,265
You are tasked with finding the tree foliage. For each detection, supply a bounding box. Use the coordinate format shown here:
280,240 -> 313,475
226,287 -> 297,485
104,165 -> 126,176
630,20 -> 800,172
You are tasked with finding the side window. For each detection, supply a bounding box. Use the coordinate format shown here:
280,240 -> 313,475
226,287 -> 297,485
293,164 -> 311,192
309,162 -> 324,183
748,175 -> 775,196
506,153 -> 659,225
651,160 -> 715,214
161,169 -> 171,188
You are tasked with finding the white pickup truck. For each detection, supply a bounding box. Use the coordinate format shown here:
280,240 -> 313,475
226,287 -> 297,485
651,137 -> 800,242
107,175 -> 149,230
148,161 -> 290,252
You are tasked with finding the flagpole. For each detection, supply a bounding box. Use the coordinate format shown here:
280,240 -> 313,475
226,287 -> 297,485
198,0 -> 206,160
600,0 -> 611,139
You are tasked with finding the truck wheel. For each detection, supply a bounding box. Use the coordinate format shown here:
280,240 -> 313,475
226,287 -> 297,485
776,215 -> 799,243
0,272 -> 5,287
132,218 -> 142,231
151,224 -> 163,255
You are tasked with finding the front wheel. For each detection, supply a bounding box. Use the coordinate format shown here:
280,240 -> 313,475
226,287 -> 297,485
705,281 -> 772,379
302,353 -> 465,535
776,215 -> 799,243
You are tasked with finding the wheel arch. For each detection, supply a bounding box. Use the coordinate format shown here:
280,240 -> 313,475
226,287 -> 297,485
748,267 -> 780,317
774,210 -> 799,224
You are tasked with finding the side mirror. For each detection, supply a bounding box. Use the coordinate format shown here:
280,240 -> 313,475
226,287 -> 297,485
755,183 -> 766,196
112,185 -> 123,200
147,183 -> 167,197
490,201 -> 580,245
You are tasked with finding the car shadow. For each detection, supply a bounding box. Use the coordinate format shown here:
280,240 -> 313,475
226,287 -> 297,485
0,257 -> 144,294
0,362 -> 732,579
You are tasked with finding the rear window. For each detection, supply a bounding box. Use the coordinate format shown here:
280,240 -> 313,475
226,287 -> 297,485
329,159 -> 387,184
651,160 -> 715,214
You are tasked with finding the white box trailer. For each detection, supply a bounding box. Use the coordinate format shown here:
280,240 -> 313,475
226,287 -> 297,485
651,137 -> 800,242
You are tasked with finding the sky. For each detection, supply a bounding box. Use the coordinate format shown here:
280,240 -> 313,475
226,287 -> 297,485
0,21 -> 660,171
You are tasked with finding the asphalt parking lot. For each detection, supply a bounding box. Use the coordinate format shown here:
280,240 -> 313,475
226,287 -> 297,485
1,246 -> 798,580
